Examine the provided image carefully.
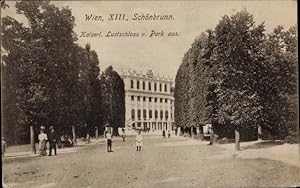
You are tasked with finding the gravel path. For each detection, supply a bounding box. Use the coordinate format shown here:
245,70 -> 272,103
3,136 -> 300,188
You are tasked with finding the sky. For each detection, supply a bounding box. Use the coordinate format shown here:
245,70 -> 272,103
3,1 -> 297,81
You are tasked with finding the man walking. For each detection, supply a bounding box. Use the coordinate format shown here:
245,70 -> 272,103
48,126 -> 59,156
106,130 -> 113,152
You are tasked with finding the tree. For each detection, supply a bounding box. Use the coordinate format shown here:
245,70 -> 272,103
175,31 -> 216,138
174,61 -> 190,135
2,1 -> 80,151
258,26 -> 298,142
100,66 -> 125,136
175,10 -> 297,148
77,43 -> 101,142
212,10 -> 266,149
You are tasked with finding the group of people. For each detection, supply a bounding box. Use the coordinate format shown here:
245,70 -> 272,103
104,129 -> 143,152
162,129 -> 171,138
38,126 -> 59,156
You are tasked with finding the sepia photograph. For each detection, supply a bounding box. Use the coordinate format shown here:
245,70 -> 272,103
1,0 -> 299,187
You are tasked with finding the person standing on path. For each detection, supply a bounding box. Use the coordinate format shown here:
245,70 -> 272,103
136,130 -> 143,151
122,128 -> 126,142
106,130 -> 113,152
2,137 -> 7,157
38,126 -> 48,156
48,126 -> 59,156
162,129 -> 166,138
167,130 -> 171,138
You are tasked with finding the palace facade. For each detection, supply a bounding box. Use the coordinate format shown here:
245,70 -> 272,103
120,70 -> 175,131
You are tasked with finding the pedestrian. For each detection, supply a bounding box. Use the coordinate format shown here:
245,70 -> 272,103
167,130 -> 171,138
48,126 -> 59,156
162,129 -> 166,138
106,130 -> 113,152
2,137 -> 7,157
136,130 -> 143,151
38,126 -> 48,156
122,128 -> 126,142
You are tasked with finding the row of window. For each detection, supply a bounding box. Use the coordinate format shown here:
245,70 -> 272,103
131,109 -> 173,120
133,122 -> 173,131
130,80 -> 169,93
131,96 -> 173,104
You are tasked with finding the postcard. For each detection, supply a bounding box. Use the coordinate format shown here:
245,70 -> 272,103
1,1 -> 298,188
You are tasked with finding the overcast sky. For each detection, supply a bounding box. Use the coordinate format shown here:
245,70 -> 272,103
3,1 -> 297,80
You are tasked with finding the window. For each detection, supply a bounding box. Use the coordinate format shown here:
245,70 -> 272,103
160,110 -> 163,120
131,80 -> 134,89
131,109 -> 135,120
159,83 -> 162,91
137,109 -> 141,119
131,96 -> 134,101
154,83 -> 157,91
137,80 -> 140,89
149,110 -> 152,119
143,81 -> 145,90
154,98 -> 157,103
155,110 -> 158,119
149,97 -> 152,102
165,84 -> 167,92
143,97 -> 146,102
165,99 -> 168,103
137,96 -> 140,101
143,109 -> 147,119
160,98 -> 163,103
165,110 -> 168,120
171,113 -> 173,119
148,82 -> 151,90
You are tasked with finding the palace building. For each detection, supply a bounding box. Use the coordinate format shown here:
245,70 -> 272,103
120,69 -> 175,132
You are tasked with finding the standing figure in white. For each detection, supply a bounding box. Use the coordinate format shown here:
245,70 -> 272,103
136,130 -> 143,151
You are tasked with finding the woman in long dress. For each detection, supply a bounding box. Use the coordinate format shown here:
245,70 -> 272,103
38,126 -> 48,156
136,130 -> 143,151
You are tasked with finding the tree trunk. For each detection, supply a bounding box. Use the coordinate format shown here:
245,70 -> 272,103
14,128 -> 17,145
235,129 -> 240,151
191,127 -> 195,139
199,126 -> 204,141
30,125 -> 36,154
72,125 -> 77,146
210,128 -> 214,145
86,132 -> 90,144
95,127 -> 99,140
258,125 -> 262,141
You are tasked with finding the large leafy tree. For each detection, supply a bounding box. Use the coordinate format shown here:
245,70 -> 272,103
175,31 -> 216,134
258,26 -> 298,141
1,1 -> 103,149
175,10 -> 297,147
212,10 -> 265,144
100,66 -> 125,136
174,60 -> 190,131
75,43 -> 102,140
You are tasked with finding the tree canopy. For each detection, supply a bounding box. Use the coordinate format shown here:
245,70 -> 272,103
174,10 -> 297,142
2,1 -> 125,144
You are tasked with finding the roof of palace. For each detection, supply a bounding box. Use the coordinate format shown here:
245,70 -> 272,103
120,69 -> 173,83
